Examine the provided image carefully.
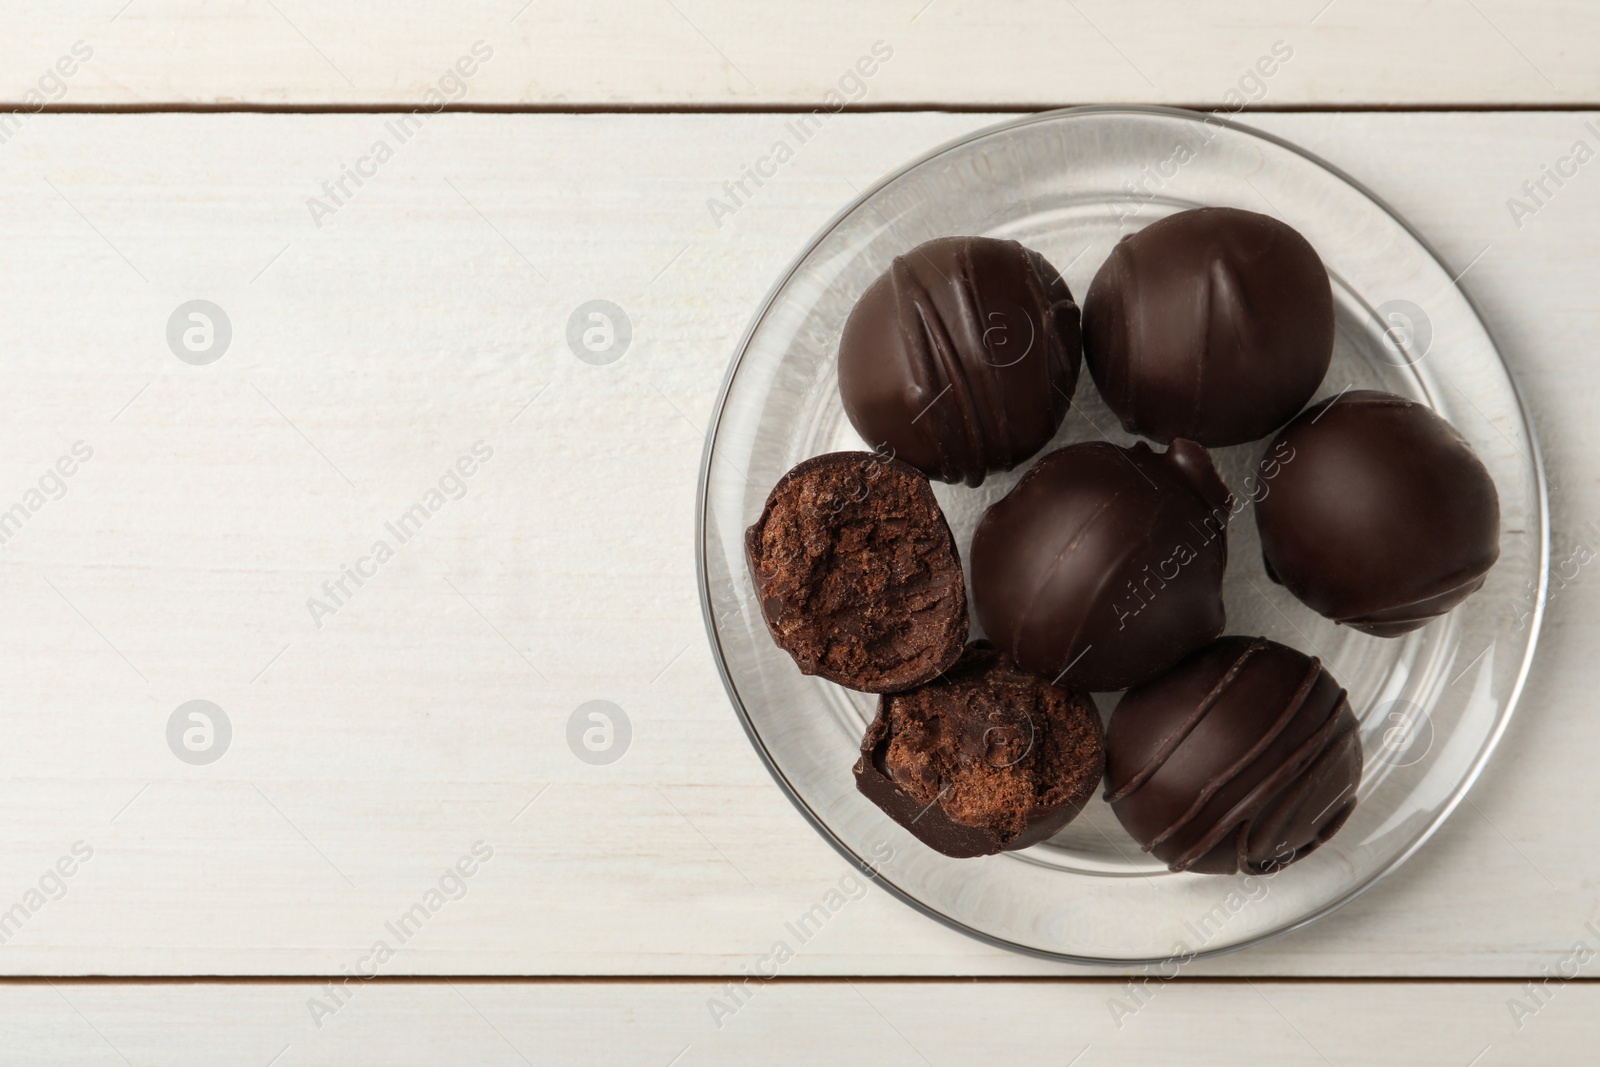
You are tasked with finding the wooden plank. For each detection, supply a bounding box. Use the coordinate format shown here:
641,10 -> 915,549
0,110 -> 1589,976
4,979 -> 1594,1064
1,2 -> 1599,108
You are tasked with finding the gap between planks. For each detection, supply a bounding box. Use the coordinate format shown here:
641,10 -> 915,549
4,102 -> 1600,115
0,975 -> 1589,985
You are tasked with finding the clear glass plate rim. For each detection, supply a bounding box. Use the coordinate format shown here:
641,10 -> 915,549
693,103 -> 1551,966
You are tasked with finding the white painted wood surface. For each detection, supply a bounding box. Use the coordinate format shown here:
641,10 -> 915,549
0,1 -> 1598,108
1,0 -> 1596,1053
0,110 -> 1589,981
2,979 -> 1593,1064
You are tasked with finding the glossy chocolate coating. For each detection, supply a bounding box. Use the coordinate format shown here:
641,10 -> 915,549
746,451 -> 967,693
1255,390 -> 1500,637
1106,636 -> 1363,875
838,235 -> 1082,488
854,642 -> 1104,858
1083,207 -> 1334,446
971,439 -> 1231,692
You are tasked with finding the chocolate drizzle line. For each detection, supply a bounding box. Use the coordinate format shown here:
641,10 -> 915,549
1106,635 -> 1357,874
954,240 -> 1014,463
1240,712 -> 1360,870
1335,560 -> 1496,630
880,239 -> 1077,487
1018,245 -> 1071,428
1167,685 -> 1350,872
895,258 -> 980,481
1008,481 -> 1121,675
1145,656 -> 1323,851
1104,638 -> 1265,804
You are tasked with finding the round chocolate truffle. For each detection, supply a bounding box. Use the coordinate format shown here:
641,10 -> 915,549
1105,636 -> 1363,875
1083,206 -> 1334,446
971,439 -> 1231,692
1255,390 -> 1500,637
854,641 -> 1105,858
838,235 -> 1083,488
746,451 -> 967,693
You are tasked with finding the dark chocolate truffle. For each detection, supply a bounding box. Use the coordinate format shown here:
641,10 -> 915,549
746,451 -> 967,693
1083,206 -> 1334,446
1255,390 -> 1500,637
971,439 -> 1231,692
838,235 -> 1082,488
854,642 -> 1105,858
1106,636 -> 1363,875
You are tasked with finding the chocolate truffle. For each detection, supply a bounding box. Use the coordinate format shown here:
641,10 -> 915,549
1255,390 -> 1500,636
1083,206 -> 1334,446
746,451 -> 967,693
838,235 -> 1083,488
971,439 -> 1231,692
1106,636 -> 1363,875
854,642 -> 1105,858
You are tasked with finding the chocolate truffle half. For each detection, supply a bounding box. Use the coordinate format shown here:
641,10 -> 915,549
839,235 -> 1082,488
746,451 -> 967,693
1106,636 -> 1363,875
1083,206 -> 1334,446
855,642 -> 1105,858
971,439 -> 1231,692
1255,390 -> 1501,636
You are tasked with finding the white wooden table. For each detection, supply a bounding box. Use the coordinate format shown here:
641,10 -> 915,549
1,3 -> 1597,1062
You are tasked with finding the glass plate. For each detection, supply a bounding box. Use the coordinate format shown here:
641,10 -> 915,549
696,106 -> 1548,964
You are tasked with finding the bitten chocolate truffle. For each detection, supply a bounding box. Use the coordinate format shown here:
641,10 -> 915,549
1105,636 -> 1363,875
838,235 -> 1083,488
1255,390 -> 1501,637
1083,206 -> 1334,446
746,451 -> 967,693
971,439 -> 1231,692
854,642 -> 1105,858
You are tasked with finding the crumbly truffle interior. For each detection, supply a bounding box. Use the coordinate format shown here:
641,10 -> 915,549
878,656 -> 1103,842
751,456 -> 964,690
